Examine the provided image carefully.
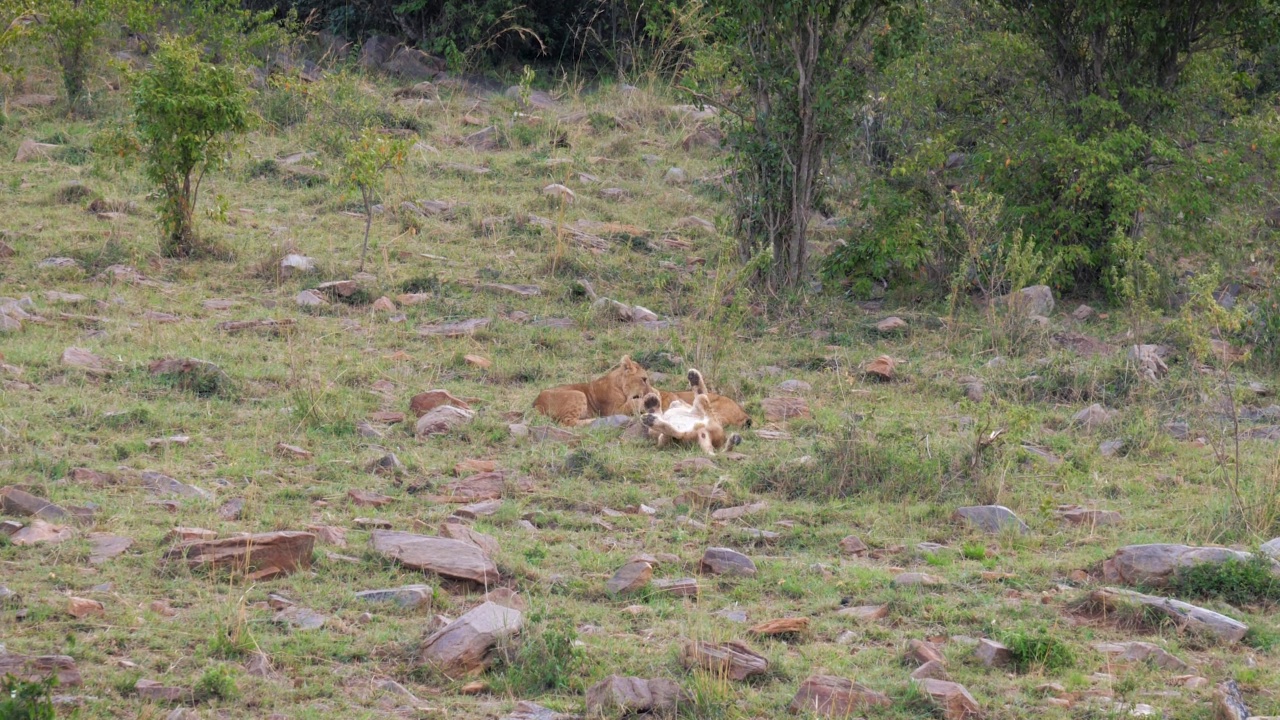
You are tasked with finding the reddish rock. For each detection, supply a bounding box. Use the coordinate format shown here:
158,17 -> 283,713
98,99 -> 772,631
163,531 -> 315,576
837,604 -> 888,621
682,641 -> 768,681
438,522 -> 501,555
10,519 -> 72,545
275,442 -> 313,460
455,458 -> 497,475
166,527 -> 217,542
67,596 -> 104,618
1,486 -> 70,521
906,639 -> 946,666
789,675 -> 890,716
371,530 -> 499,583
348,489 -> 394,507
464,354 -> 492,369
750,617 -> 809,636
0,652 -> 82,686
975,638 -> 1011,666
699,547 -> 757,577
865,355 -> 896,381
839,535 -> 868,556
88,533 -> 133,565
917,678 -> 980,720
652,578 -> 699,597
586,676 -> 688,716
410,390 -> 473,417
762,396 -> 811,422
417,601 -> 523,674
416,405 -> 476,436
135,679 -> 186,702
61,347 -> 111,375
606,561 -> 653,594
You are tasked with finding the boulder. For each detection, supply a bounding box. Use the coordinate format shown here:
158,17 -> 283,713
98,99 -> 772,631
586,676 -> 687,716
789,675 -> 890,716
975,638 -> 1011,666
163,531 -> 314,576
1004,284 -> 1055,316
1214,680 -> 1250,720
0,486 -> 70,521
371,530 -> 498,583
910,660 -> 950,681
681,640 -> 768,681
358,35 -> 397,69
865,354 -> 896,381
1090,587 -> 1248,642
953,505 -> 1029,534
916,678 -> 980,720
1073,403 -> 1117,430
906,639 -> 946,666
699,547 -> 757,577
1102,544 -> 1275,586
839,535 -> 869,556
1128,344 -> 1170,380
383,47 -> 442,80
15,140 -> 58,163
761,396 -> 810,422
417,601 -> 523,673
606,561 -> 653,594
0,652 -> 82,686
876,316 -> 908,333
415,405 -> 476,436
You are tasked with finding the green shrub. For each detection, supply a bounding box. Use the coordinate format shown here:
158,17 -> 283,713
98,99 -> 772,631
1167,555 -> 1280,607
193,664 -> 238,702
0,674 -> 56,720
1001,629 -> 1076,672
489,613 -> 583,695
131,35 -> 251,257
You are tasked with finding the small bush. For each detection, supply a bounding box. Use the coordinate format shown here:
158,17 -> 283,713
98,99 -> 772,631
489,613 -> 584,695
1167,555 -> 1280,607
1001,629 -> 1076,672
193,664 -> 238,702
0,674 -> 57,720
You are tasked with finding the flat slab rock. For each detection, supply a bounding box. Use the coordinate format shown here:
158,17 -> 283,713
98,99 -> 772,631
681,640 -> 768,681
586,676 -> 688,716
606,560 -> 653,594
789,675 -> 890,716
916,678 -> 980,720
699,547 -> 757,577
1,485 -> 71,521
1090,587 -> 1248,642
88,533 -> 133,565
0,652 -> 83,686
418,601 -> 523,674
1092,641 -> 1190,672
371,530 -> 499,583
163,531 -> 315,575
417,318 -> 490,337
1102,544 -> 1277,586
416,405 -> 476,436
952,505 -> 1029,534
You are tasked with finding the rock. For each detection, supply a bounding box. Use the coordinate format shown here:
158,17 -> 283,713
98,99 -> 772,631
762,396 -> 811,422
1214,680 -> 1250,720
295,289 -> 328,307
776,379 -> 812,394
1,486 -> 70,521
275,442 -> 312,460
542,183 -> 575,204
652,578 -> 699,597
417,318 -> 490,337
163,531 -> 315,576
1102,544 -> 1274,586
1057,507 -> 1122,526
1092,641 -> 1190,672
1099,439 -> 1125,457
1128,344 -> 1170,380
1074,403 -> 1117,430
371,530 -> 499,583
384,47 -> 442,80
273,606 -> 325,630
586,676 -> 688,716
1166,421 -> 1190,440
501,700 -> 575,720
789,675 -> 890,716
710,501 -> 767,521
1089,587 -> 1249,642
61,347 -> 110,375
416,405 -> 476,437
218,498 -> 245,520
876,316 -> 908,333
463,354 -> 492,370
15,140 -> 58,162
10,519 -> 72,545
306,524 -> 346,547
1005,285 -> 1055,316
88,533 -> 132,564
962,380 -> 985,402
911,660 -> 951,681
1073,304 -> 1095,321
906,639 -> 946,666
417,601 -> 523,674
279,253 -> 315,275
681,641 -> 769,681
482,587 -> 526,611
664,167 -> 687,184
839,535 -> 869,556
135,679 -> 186,702
429,471 -> 527,503
893,572 -> 946,587
865,354 -> 896,381
348,489 -> 394,507
917,678 -> 980,720
975,638 -> 1012,666
370,295 -> 396,312
454,499 -> 502,519
0,652 -> 82,686
316,280 -> 358,298
952,505 -> 1029,534
67,596 -> 105,618
606,561 -> 653,594
166,527 -> 217,542
699,547 -> 757,577
0,239 -> 14,258
358,35 -> 397,69
1262,537 -> 1280,559
141,471 -> 213,500
749,617 -> 808,636
837,604 -> 888,621
410,389 -> 472,416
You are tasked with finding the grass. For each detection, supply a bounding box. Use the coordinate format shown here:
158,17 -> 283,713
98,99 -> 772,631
0,55 -> 1279,720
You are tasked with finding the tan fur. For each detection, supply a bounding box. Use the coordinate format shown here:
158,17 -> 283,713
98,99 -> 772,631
658,390 -> 751,428
533,356 -> 653,426
641,369 -> 741,455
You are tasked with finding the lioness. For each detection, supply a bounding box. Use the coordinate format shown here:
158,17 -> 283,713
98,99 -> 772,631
533,356 -> 653,426
641,369 -> 742,455
654,389 -> 751,428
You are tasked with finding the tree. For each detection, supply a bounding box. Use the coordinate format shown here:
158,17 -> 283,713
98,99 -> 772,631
342,128 -> 409,271
707,0 -> 892,290
131,36 -> 250,257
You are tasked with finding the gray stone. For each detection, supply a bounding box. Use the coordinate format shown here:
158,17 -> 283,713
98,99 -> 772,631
952,505 -> 1029,534
1004,284 -> 1055,316
699,547 -> 757,577
1092,641 -> 1190,672
1102,544 -> 1278,586
355,585 -> 433,608
1091,587 -> 1249,642
587,676 -> 688,716
1073,403 -> 1117,430
417,602 -> 523,673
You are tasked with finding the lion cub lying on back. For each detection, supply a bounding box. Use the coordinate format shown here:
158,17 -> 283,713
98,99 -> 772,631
641,369 -> 741,455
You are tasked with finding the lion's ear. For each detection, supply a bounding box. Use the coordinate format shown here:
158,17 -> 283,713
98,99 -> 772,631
619,355 -> 634,369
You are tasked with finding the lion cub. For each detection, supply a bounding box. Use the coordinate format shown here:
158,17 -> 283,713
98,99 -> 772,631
641,369 -> 742,455
533,356 -> 653,426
